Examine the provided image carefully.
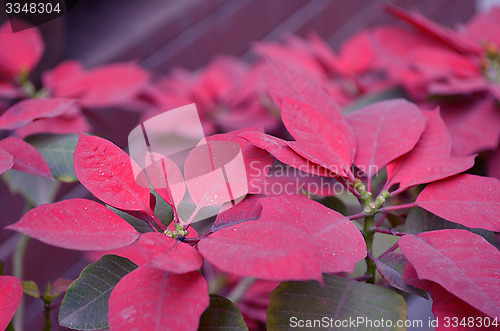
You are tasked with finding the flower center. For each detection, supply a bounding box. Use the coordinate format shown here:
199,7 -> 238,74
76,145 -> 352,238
482,43 -> 500,83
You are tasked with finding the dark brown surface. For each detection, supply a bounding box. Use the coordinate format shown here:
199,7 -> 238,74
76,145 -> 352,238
0,0 -> 478,329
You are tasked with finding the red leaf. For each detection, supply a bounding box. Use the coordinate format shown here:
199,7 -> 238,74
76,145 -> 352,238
253,38 -> 325,78
346,99 -> 426,180
267,62 -> 356,177
79,63 -> 150,107
145,152 -> 186,209
462,7 -> 500,49
42,60 -> 86,98
0,22 -> 43,78
431,284 -> 493,330
85,240 -> 148,267
108,266 -> 208,331
208,127 -> 274,195
0,276 -> 23,331
383,4 -> 480,54
0,98 -> 77,130
239,131 -> 336,177
0,137 -> 53,179
138,233 -> 202,273
0,148 -> 13,175
438,97 -> 500,156
337,29 -> 375,74
410,47 -> 480,79
198,221 -> 322,282
6,199 -> 139,250
16,112 -> 91,138
258,194 -> 366,273
399,229 -> 500,318
184,140 -> 248,208
211,194 -> 263,232
74,134 -> 151,212
385,109 -> 475,193
416,174 -> 500,231
44,62 -> 150,107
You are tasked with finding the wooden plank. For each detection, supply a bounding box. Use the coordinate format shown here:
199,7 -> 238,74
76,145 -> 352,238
141,0 -> 309,72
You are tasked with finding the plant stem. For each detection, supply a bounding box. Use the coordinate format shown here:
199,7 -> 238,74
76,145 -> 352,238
227,277 -> 256,303
379,242 -> 400,259
375,212 -> 389,228
43,301 -> 51,331
348,212 -> 366,220
13,234 -> 30,331
372,227 -> 406,236
377,202 -> 417,214
363,215 -> 376,284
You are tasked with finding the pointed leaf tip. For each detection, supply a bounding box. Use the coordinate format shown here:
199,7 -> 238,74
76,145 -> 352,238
6,199 -> 139,250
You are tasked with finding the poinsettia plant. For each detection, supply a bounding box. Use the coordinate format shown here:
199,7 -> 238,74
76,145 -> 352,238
1,4 -> 500,331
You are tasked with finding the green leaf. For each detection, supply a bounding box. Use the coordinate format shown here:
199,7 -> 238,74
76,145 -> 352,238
152,190 -> 174,227
374,252 -> 428,299
21,280 -> 40,298
342,87 -> 407,115
405,207 -> 500,249
58,255 -> 137,330
31,134 -> 79,182
317,196 -> 347,216
2,169 -> 60,206
267,274 -> 407,331
107,206 -> 154,233
199,295 -> 248,331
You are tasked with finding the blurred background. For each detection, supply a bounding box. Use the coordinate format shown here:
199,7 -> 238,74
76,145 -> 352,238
0,0 -> 495,329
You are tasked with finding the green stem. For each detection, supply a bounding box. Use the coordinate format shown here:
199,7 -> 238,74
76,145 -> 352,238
363,215 -> 376,284
13,234 -> 30,331
43,301 -> 51,331
227,277 -> 256,303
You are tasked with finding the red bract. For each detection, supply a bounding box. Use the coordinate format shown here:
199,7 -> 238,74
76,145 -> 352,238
43,61 -> 150,108
145,152 -> 186,212
0,137 -> 53,179
416,174 -> 500,231
239,130 -> 336,177
0,148 -> 13,175
0,21 -> 43,79
399,230 -> 500,318
427,97 -> 500,156
0,98 -> 90,138
74,134 -> 152,212
0,98 -> 77,130
384,109 -> 475,194
383,4 -> 480,54
0,276 -> 23,330
206,127 -> 274,194
6,199 -> 139,250
266,62 -> 356,178
108,267 -> 209,331
254,32 -> 391,105
143,56 -> 278,133
257,194 -> 366,273
198,221 -> 322,282
430,284 -> 492,331
345,99 -> 426,181
379,5 -> 500,103
137,233 -> 203,273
